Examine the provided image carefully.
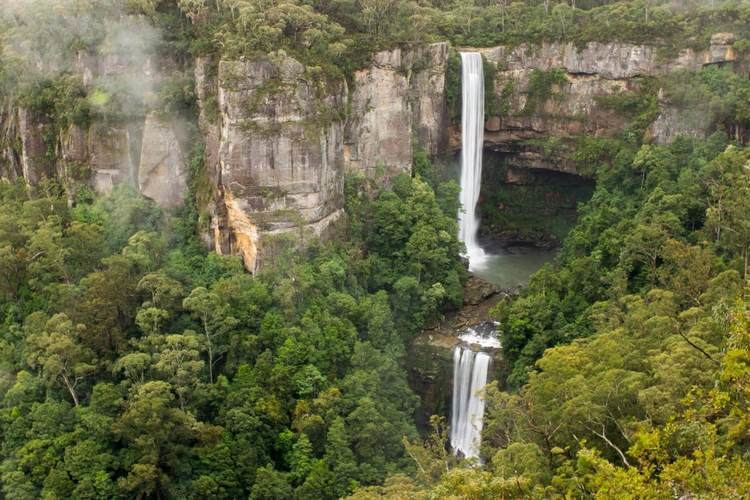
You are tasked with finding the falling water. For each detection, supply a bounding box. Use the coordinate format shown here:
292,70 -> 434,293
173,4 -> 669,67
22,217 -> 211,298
450,346 -> 492,459
458,52 -> 487,270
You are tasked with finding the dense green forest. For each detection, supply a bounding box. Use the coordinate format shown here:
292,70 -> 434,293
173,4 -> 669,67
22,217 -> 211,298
0,171 -> 465,498
3,0 -> 750,499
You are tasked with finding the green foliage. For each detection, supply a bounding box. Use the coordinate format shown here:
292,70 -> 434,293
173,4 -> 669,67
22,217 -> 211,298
19,75 -> 91,129
445,50 -> 462,123
662,65 -> 750,141
523,68 -> 567,115
0,161 -> 465,497
351,133 -> 750,500
483,56 -> 502,118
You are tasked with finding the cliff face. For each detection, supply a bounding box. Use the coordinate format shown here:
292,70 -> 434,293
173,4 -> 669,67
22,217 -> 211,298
196,44 -> 449,271
1,49 -> 188,207
471,33 -> 738,175
213,57 -> 345,271
1,34 -> 741,269
345,42 -> 449,176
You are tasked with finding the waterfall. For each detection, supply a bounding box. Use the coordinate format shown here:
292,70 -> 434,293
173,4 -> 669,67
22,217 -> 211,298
458,52 -> 486,270
450,346 -> 492,459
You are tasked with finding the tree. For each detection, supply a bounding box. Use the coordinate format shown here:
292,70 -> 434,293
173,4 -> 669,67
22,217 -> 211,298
25,313 -> 96,406
137,271 -> 185,311
250,465 -> 293,500
705,148 -> 750,278
153,332 -> 205,409
114,381 -> 212,498
183,287 -> 238,383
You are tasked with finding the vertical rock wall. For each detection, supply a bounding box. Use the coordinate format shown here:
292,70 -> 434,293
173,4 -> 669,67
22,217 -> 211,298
196,44 -> 450,272
215,56 -> 346,272
2,47 -> 188,208
345,42 -> 449,177
138,113 -> 188,209
475,34 -> 738,160
6,35 -> 738,272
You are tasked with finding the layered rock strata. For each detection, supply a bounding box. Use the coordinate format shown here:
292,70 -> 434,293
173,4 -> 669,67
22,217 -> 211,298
2,34 -> 741,270
195,44 -> 450,271
469,34 -> 738,175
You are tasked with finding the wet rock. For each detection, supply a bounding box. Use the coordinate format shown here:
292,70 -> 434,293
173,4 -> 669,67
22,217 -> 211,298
485,116 -> 501,132
464,275 -> 500,306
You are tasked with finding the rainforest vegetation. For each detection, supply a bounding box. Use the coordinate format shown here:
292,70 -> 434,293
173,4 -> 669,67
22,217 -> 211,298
3,0 -> 750,499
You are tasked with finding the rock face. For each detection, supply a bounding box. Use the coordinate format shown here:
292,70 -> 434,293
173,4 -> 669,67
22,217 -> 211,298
346,42 -> 449,177
17,108 -> 53,185
1,46 -> 186,208
138,113 -> 188,209
213,56 -> 346,271
2,34 -> 742,270
60,123 -> 141,195
471,37 -> 738,173
195,45 -> 450,272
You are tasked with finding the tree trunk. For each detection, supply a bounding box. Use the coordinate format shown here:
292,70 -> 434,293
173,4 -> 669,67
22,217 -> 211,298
62,373 -> 79,406
203,314 -> 214,384
591,424 -> 630,468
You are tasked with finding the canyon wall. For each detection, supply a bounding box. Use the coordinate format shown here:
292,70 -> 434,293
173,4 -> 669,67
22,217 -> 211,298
1,33 -> 742,270
472,32 -> 738,174
195,44 -> 449,271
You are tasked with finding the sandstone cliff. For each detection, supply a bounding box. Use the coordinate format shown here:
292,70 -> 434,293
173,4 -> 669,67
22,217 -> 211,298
196,44 -> 449,272
471,32 -> 738,175
1,47 -> 188,207
345,42 -> 449,176
1,33 -> 742,271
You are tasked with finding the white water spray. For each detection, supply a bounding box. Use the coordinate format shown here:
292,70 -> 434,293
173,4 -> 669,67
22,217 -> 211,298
450,346 -> 492,459
458,52 -> 487,270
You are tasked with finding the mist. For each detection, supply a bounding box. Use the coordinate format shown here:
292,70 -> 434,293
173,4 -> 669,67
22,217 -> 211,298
0,0 -> 163,116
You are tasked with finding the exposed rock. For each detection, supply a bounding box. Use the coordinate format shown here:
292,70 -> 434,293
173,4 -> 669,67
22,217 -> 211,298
464,275 -> 500,306
76,123 -> 138,195
708,32 -> 736,64
217,55 -> 346,271
3,34 -> 744,275
61,125 -> 88,164
346,42 -> 449,177
223,190 -> 259,273
409,284 -> 507,430
408,338 -> 454,431
466,35 -> 737,174
647,106 -> 710,145
409,43 -> 451,156
138,113 -> 188,209
194,57 -> 228,253
479,41 -> 705,79
485,116 -> 501,132
17,108 -> 53,184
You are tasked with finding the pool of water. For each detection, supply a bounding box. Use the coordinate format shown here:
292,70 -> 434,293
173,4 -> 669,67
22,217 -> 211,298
470,246 -> 558,289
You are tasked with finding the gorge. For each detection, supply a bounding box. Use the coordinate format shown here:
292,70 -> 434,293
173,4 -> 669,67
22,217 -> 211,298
450,52 -> 498,460
3,2 -> 750,497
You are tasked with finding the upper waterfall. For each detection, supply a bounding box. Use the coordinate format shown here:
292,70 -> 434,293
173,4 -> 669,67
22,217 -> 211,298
458,52 -> 487,271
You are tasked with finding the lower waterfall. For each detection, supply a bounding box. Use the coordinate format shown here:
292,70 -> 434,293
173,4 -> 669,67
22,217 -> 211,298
450,325 -> 498,459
